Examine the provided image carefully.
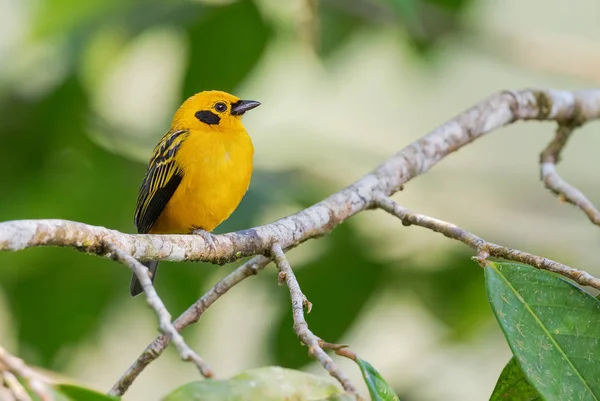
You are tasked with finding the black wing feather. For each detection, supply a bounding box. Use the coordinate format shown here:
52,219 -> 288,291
134,129 -> 189,234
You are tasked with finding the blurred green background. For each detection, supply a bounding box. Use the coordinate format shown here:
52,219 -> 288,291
1,0 -> 600,400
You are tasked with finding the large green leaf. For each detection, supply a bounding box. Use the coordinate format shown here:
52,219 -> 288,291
486,262 -> 600,400
354,357 -> 400,401
162,366 -> 352,401
183,0 -> 271,96
489,357 -> 541,401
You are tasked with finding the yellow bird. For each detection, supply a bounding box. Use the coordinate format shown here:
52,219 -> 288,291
130,90 -> 260,296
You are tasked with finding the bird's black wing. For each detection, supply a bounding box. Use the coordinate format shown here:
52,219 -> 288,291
134,129 -> 189,234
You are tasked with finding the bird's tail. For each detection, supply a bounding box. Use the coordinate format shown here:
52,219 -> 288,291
130,260 -> 159,297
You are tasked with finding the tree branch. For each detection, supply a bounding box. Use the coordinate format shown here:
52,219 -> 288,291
271,244 -> 359,398
375,195 -> 600,289
109,255 -> 271,396
0,345 -> 52,401
2,90 -> 599,266
106,243 -> 212,379
2,371 -> 31,401
540,124 -> 600,225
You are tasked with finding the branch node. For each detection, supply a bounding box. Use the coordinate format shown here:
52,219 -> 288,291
320,341 -> 349,351
277,271 -> 287,286
334,347 -> 358,362
471,255 -> 488,268
473,247 -> 490,267
303,296 -> 313,313
249,263 -> 261,275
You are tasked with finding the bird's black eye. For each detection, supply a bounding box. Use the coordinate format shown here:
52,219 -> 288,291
214,102 -> 227,113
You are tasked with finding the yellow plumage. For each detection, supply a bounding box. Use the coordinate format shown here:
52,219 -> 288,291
151,128 -> 253,233
130,90 -> 260,296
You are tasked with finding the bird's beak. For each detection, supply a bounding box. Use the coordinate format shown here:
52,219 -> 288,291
231,100 -> 261,116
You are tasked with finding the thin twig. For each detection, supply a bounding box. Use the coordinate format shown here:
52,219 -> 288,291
105,243 -> 213,379
0,346 -> 52,401
270,243 -> 359,398
109,255 -> 271,396
376,195 -> 600,290
2,371 -> 31,401
540,124 -> 600,225
333,347 -> 358,362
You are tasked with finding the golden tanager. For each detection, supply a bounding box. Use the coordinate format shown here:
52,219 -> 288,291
130,90 -> 260,296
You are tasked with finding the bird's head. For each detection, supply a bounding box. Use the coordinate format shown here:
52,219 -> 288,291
172,90 -> 260,133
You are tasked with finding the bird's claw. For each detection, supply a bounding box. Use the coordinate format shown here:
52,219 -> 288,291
192,229 -> 218,256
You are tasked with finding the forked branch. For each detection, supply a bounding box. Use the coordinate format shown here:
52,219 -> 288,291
271,243 -> 359,397
109,255 -> 271,396
106,243 -> 212,379
540,123 -> 600,225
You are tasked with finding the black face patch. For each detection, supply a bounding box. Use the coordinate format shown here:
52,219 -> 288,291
195,110 -> 221,125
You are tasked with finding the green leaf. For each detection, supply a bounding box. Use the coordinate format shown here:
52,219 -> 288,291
485,261 -> 600,400
162,366 -> 352,401
54,384 -> 120,401
354,357 -> 400,401
183,0 -> 272,96
489,357 -> 541,401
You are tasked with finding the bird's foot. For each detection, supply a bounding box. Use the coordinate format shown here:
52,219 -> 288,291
192,228 -> 218,257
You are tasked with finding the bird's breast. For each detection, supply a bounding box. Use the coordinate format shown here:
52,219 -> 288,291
153,130 -> 254,233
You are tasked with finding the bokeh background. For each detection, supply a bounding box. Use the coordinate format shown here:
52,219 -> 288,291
1,0 -> 599,400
